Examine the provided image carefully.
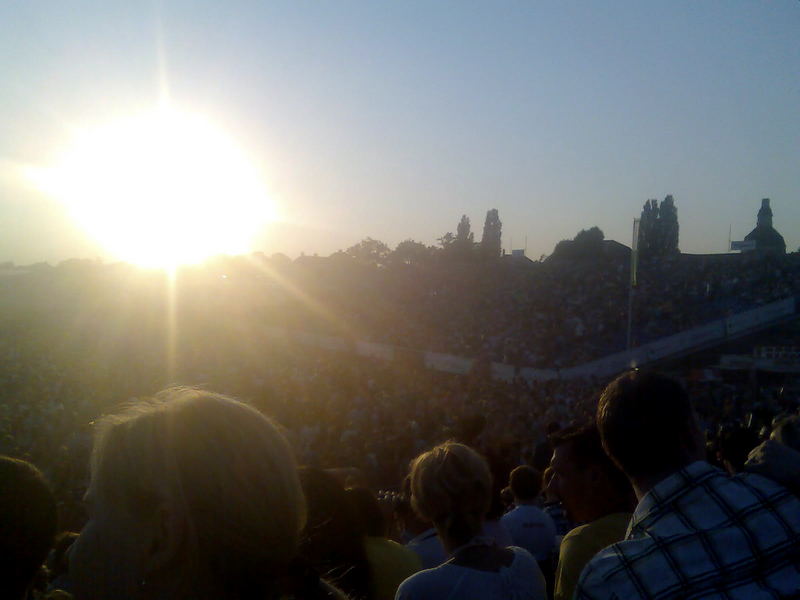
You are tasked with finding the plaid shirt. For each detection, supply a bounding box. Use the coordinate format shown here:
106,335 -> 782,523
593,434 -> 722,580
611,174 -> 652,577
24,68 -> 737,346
575,461 -> 800,599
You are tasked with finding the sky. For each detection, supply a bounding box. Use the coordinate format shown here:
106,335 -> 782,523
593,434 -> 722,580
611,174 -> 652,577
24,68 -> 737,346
0,0 -> 798,265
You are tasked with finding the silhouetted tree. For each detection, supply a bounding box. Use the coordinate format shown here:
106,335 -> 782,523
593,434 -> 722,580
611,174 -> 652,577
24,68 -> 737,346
437,232 -> 455,249
345,237 -> 391,268
638,195 -> 680,257
480,209 -> 502,259
573,226 -> 604,248
453,215 -> 475,259
638,199 -> 658,255
391,239 -> 434,267
550,227 -> 605,260
659,195 -> 680,254
270,253 -> 292,267
456,215 -> 473,242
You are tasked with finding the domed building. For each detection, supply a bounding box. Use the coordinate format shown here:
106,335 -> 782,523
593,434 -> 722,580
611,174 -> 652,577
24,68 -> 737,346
743,199 -> 786,254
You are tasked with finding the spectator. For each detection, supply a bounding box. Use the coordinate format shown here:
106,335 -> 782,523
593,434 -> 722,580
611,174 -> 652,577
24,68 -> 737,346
715,425 -> 759,473
541,467 -> 573,538
548,425 -> 633,600
500,466 -> 557,561
68,387 -> 345,600
533,422 -> 561,471
298,467 -> 374,599
347,487 -> 421,600
0,455 -> 58,600
396,476 -> 447,570
396,442 -> 546,600
576,371 -> 800,599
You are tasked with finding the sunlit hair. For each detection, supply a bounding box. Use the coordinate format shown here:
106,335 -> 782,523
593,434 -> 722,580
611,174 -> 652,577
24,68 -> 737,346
409,442 -> 491,547
90,387 -> 305,597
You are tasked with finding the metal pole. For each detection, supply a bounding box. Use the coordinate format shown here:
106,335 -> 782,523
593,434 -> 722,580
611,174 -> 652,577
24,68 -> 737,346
626,282 -> 634,351
627,218 -> 640,351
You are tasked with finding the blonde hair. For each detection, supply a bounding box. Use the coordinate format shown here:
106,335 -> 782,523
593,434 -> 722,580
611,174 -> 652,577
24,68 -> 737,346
409,442 -> 491,545
90,387 -> 305,596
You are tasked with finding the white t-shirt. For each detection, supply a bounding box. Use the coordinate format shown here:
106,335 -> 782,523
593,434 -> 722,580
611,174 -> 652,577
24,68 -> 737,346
395,546 -> 546,600
500,504 -> 557,561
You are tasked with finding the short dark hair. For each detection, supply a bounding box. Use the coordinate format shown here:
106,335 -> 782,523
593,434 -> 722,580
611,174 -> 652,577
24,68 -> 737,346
717,426 -> 759,473
508,465 -> 542,501
551,424 -> 631,496
598,371 -> 699,480
0,456 -> 57,600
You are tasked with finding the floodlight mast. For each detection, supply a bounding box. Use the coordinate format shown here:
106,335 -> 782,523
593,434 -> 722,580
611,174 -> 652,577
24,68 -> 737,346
626,218 -> 640,351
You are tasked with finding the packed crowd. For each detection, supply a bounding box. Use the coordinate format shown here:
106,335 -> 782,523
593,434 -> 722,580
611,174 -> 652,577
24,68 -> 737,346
6,249 -> 798,370
5,368 -> 800,600
3,250 -> 800,599
277,250 -> 800,366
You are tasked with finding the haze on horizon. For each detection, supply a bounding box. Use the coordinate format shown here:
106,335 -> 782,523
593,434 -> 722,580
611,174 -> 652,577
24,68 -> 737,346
0,1 -> 798,266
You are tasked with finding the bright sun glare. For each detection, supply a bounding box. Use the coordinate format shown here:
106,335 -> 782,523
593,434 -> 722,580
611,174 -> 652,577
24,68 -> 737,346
34,108 -> 275,268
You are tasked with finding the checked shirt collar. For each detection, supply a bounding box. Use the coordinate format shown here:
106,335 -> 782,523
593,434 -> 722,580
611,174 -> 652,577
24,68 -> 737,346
626,460 -> 714,538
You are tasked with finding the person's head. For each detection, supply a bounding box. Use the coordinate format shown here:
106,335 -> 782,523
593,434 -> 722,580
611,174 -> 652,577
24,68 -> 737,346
297,468 -> 370,599
69,387 -> 305,600
409,442 -> 491,549
0,456 -> 57,600
346,486 -> 387,538
394,475 -> 430,537
717,426 -> 759,474
508,465 -> 542,504
597,371 -> 705,489
549,425 -> 633,523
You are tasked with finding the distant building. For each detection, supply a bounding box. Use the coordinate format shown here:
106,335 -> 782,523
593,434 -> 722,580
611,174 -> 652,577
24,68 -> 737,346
502,248 -> 536,266
733,199 -> 786,254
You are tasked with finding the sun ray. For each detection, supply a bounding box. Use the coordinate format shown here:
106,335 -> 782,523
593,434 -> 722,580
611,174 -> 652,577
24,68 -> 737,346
245,254 -> 362,341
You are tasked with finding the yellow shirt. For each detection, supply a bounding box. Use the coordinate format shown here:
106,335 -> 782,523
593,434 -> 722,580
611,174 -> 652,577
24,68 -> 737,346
364,536 -> 422,600
554,512 -> 631,600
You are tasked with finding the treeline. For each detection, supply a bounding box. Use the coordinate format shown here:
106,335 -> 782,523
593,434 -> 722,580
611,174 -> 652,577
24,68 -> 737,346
3,196 -> 684,273
328,208 -> 504,269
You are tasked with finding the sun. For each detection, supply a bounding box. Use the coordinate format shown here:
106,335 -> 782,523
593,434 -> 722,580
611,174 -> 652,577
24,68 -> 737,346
34,108 -> 276,268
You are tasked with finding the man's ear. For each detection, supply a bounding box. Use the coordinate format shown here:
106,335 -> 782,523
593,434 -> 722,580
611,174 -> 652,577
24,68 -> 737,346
144,503 -> 187,576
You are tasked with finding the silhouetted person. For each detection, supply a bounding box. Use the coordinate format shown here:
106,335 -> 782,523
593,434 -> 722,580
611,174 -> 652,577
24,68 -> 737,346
576,371 -> 800,599
69,387 -> 346,600
0,455 -> 57,600
501,466 -> 556,561
347,486 -> 421,600
548,425 -> 633,600
396,442 -> 546,600
299,467 -> 374,599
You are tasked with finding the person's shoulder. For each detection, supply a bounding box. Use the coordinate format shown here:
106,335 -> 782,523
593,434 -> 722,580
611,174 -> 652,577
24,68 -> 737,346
565,513 -> 630,544
507,545 -> 536,561
505,547 -> 547,597
712,469 -> 800,517
504,504 -> 547,520
366,536 -> 422,568
560,521 -> 593,547
574,539 -> 652,599
500,507 -> 524,529
395,564 -> 453,600
733,468 -> 799,494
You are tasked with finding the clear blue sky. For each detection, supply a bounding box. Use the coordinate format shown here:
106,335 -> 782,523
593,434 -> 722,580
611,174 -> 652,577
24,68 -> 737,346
1,0 -> 798,264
